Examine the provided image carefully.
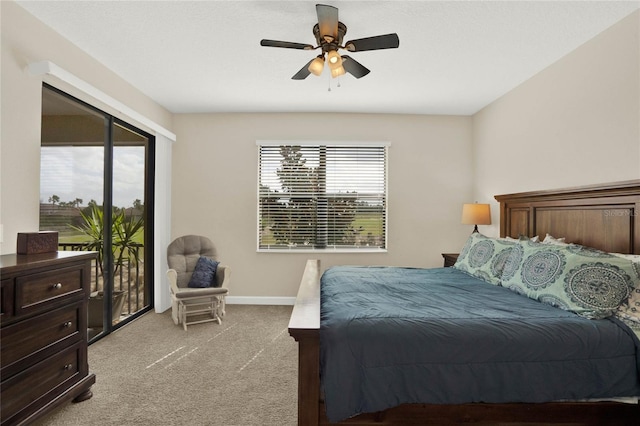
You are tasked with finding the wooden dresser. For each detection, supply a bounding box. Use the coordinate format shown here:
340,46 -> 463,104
0,251 -> 96,425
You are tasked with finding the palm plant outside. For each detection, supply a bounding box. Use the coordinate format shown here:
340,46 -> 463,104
70,204 -> 143,276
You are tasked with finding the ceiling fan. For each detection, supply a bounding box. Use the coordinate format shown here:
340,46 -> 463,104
260,4 -> 399,80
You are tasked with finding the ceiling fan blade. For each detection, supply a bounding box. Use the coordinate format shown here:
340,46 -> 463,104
341,56 -> 370,79
344,33 -> 400,52
260,39 -> 314,50
291,59 -> 315,80
316,4 -> 339,40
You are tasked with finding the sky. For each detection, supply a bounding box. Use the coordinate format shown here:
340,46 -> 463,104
40,146 -> 145,208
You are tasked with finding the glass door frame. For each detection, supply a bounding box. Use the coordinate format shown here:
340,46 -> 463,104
42,83 -> 155,342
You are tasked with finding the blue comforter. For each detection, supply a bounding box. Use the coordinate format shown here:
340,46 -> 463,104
320,266 -> 640,422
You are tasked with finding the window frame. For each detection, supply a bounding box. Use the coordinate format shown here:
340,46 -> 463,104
256,140 -> 389,253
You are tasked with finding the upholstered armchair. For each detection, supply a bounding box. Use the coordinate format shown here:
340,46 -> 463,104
166,235 -> 230,329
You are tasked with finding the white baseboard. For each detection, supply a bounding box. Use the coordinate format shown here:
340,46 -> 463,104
226,296 -> 296,306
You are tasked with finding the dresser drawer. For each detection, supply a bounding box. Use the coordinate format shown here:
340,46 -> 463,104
15,266 -> 86,316
1,303 -> 82,381
1,342 -> 82,424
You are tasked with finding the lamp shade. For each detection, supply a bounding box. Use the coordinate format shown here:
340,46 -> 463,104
327,50 -> 343,69
461,203 -> 491,226
330,65 -> 346,78
308,56 -> 325,76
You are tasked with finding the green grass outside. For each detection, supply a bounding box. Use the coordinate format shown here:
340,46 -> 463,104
59,229 -> 144,245
260,214 -> 383,246
353,216 -> 383,236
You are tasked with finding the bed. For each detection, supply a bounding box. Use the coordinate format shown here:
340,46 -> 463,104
288,179 -> 640,425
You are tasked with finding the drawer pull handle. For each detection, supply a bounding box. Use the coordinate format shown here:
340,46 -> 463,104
64,364 -> 73,370
53,283 -> 62,289
64,321 -> 73,328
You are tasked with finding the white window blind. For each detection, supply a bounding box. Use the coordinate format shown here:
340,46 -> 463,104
258,143 -> 388,251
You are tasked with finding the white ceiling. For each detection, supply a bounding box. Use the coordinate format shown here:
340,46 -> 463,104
16,1 -> 640,115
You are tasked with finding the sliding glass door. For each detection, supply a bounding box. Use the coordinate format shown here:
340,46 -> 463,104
110,123 -> 152,331
39,84 -> 154,342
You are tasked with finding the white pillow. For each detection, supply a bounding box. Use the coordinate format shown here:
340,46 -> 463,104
502,235 -> 539,242
611,252 -> 640,261
541,233 -> 567,245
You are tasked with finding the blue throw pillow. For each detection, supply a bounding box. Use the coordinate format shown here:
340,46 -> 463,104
188,256 -> 219,288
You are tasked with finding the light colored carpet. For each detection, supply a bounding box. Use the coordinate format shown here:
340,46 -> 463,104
34,305 -> 298,426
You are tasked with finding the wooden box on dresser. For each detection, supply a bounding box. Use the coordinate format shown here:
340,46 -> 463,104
0,251 -> 96,426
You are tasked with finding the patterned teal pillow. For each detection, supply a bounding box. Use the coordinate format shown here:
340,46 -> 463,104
453,233 -> 516,285
501,241 -> 635,319
612,253 -> 640,327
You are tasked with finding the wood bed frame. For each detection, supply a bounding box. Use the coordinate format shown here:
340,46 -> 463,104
288,180 -> 640,425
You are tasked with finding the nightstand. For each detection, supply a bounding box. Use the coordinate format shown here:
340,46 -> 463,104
441,253 -> 459,267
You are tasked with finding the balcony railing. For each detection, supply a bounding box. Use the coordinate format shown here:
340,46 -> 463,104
58,242 -> 146,316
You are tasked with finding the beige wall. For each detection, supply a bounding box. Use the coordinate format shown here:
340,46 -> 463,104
0,1 -> 173,255
472,10 -> 640,237
172,113 -> 473,297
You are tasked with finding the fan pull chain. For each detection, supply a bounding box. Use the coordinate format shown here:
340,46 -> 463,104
327,77 -> 342,92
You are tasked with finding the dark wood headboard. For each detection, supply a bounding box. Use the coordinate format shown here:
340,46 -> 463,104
495,180 -> 640,255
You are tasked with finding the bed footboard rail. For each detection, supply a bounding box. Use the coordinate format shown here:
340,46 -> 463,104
288,259 -> 321,426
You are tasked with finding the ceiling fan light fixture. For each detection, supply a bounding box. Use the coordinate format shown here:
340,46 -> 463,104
308,55 -> 325,76
260,4 -> 399,80
330,65 -> 346,78
327,50 -> 342,68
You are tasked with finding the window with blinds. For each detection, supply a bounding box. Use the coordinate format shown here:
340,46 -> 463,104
258,142 -> 388,251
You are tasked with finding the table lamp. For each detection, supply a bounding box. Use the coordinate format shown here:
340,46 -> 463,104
461,203 -> 491,233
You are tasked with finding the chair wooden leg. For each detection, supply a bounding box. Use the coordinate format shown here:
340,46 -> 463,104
178,296 -> 225,329
171,300 -> 180,325
214,297 -> 222,324
181,301 -> 188,330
